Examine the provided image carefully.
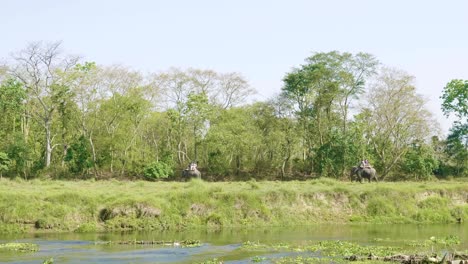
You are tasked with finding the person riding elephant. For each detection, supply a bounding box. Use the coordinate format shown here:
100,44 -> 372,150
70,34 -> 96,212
351,160 -> 378,183
360,159 -> 371,168
182,161 -> 201,180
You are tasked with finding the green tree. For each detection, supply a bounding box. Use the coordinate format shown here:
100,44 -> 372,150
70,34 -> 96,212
269,95 -> 301,179
10,42 -> 79,168
185,92 -> 213,161
281,51 -> 377,177
441,79 -> 468,120
205,107 -> 262,179
440,79 -> 468,177
401,141 -> 439,180
93,89 -> 151,176
362,67 -> 436,179
0,152 -> 10,178
64,135 -> 92,175
0,79 -> 26,137
445,123 -> 468,176
5,133 -> 32,179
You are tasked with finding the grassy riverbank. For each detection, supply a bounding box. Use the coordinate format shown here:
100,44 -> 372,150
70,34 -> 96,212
0,178 -> 467,234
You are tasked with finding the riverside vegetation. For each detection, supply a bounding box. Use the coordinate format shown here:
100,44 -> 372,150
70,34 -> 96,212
1,43 -> 467,184
0,178 -> 467,234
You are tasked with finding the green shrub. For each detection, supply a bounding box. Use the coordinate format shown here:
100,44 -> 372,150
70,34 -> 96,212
0,223 -> 26,234
413,209 -> 452,223
450,205 -> 468,222
0,242 -> 38,252
143,161 -> 173,180
366,197 -> 396,216
418,197 -> 449,209
0,152 -> 10,178
74,222 -> 97,233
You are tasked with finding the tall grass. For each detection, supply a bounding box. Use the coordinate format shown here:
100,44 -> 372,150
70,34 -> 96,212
0,178 -> 467,233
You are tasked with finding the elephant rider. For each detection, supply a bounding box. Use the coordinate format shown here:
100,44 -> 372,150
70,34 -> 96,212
360,159 -> 371,168
188,162 -> 198,171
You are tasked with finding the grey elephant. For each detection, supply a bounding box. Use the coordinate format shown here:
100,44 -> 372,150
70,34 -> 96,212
182,162 -> 201,180
350,166 -> 378,183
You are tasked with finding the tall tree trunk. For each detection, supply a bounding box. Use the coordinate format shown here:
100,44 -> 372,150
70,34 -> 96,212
45,119 -> 52,168
193,125 -> 198,162
88,134 -> 99,177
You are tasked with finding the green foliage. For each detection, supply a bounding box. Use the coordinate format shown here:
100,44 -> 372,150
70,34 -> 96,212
401,142 -> 439,180
0,152 -> 10,177
0,43 -> 462,180
42,258 -> 54,264
5,133 -> 32,178
205,107 -> 262,178
195,258 -> 223,264
0,243 -> 38,252
441,79 -> 468,119
65,135 -> 93,174
366,197 -> 396,217
0,223 -> 26,234
445,123 -> 468,177
414,197 -> 452,223
428,235 -> 460,247
418,196 -> 449,209
143,161 -> 173,180
74,222 -> 97,233
281,51 -> 378,177
440,79 -> 468,178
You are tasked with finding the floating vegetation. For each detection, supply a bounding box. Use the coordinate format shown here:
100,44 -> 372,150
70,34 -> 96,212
95,239 -> 201,247
405,235 -> 461,250
42,258 -> 54,264
0,242 -> 39,252
241,239 -> 468,264
251,256 -> 267,262
195,258 -> 224,264
345,252 -> 468,263
241,240 -> 402,257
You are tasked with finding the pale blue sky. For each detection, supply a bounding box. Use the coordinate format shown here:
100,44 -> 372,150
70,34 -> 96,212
1,0 -> 467,134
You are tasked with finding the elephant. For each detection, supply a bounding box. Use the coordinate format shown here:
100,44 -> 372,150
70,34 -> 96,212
182,168 -> 201,180
350,166 -> 378,183
182,162 -> 201,180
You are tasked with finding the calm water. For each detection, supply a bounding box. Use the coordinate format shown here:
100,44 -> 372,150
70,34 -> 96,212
1,224 -> 467,263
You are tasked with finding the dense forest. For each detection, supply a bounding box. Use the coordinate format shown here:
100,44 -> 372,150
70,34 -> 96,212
0,42 -> 466,181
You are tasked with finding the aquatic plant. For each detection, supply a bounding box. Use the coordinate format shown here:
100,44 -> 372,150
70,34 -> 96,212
42,258 -> 54,264
0,242 -> 38,252
94,239 -> 201,247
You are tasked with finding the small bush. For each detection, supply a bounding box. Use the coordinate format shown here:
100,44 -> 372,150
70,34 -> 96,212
0,223 -> 26,234
450,205 -> 468,222
413,209 -> 452,223
206,213 -> 223,227
74,222 -> 97,233
366,197 -> 396,216
143,161 -> 173,180
418,197 -> 449,209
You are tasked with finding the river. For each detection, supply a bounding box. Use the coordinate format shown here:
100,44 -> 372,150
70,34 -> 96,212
1,224 -> 467,263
